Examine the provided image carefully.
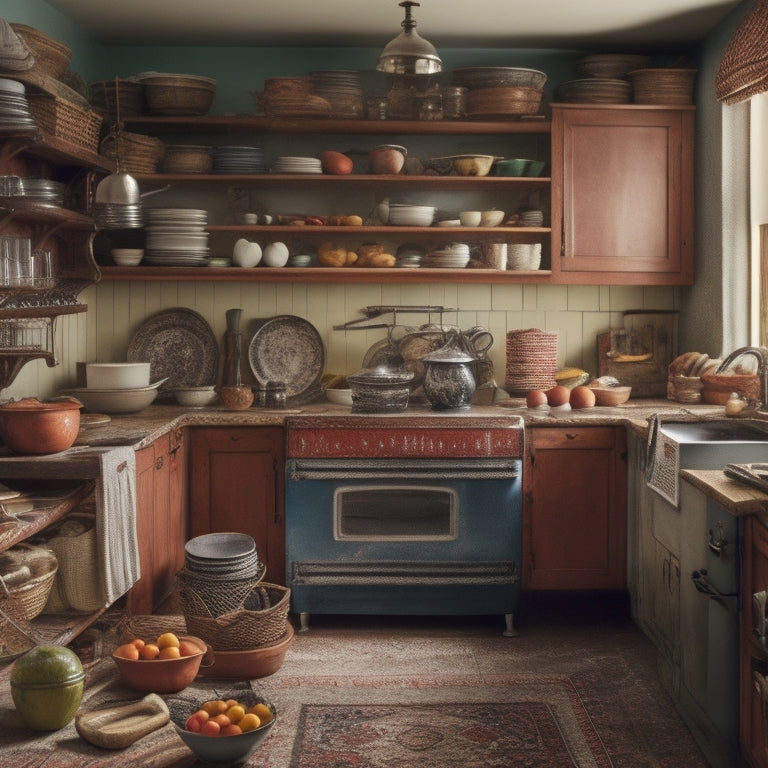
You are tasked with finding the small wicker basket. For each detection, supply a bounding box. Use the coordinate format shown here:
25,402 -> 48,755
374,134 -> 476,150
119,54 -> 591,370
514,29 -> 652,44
9,23 -> 72,78
182,583 -> 291,651
0,544 -> 58,623
27,94 -> 103,154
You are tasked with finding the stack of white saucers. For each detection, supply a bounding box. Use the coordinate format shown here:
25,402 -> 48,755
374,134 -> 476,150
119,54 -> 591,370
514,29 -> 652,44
271,156 -> 323,174
213,145 -> 266,173
395,243 -> 425,268
422,242 -> 470,268
519,209 -> 545,227
144,207 -> 210,266
0,78 -> 36,135
387,204 -> 436,227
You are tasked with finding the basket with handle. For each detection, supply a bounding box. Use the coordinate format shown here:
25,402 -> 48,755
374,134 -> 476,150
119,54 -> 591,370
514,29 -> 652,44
0,543 -> 58,622
181,582 -> 291,651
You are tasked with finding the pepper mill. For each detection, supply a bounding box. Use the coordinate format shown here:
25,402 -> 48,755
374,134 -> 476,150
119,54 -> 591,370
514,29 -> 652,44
222,308 -> 243,387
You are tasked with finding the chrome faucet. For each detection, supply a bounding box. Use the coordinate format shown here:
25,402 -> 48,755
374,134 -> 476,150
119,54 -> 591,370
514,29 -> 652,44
716,346 -> 768,413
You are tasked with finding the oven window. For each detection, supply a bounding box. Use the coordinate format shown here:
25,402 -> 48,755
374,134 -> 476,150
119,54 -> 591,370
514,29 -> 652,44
334,485 -> 457,541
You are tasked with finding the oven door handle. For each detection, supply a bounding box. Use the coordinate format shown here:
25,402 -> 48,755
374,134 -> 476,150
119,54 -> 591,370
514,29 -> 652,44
691,569 -> 738,601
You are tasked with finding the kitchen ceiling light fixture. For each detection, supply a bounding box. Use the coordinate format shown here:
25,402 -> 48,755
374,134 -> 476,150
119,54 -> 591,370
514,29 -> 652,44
376,1 -> 442,75
716,0 -> 768,103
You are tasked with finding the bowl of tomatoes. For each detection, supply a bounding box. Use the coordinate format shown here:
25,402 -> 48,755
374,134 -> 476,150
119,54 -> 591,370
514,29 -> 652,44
111,632 -> 208,693
169,694 -> 277,764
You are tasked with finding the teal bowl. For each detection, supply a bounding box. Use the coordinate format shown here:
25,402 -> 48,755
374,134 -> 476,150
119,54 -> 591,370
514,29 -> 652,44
494,158 -> 529,176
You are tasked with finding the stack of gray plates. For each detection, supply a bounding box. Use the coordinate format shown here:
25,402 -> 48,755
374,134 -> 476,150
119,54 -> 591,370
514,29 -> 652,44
271,156 -> 322,174
0,78 -> 37,135
213,146 -> 265,173
94,201 -> 144,229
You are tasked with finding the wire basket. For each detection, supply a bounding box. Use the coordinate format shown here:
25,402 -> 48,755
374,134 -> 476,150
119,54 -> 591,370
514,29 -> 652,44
182,582 -> 291,651
0,544 -> 58,623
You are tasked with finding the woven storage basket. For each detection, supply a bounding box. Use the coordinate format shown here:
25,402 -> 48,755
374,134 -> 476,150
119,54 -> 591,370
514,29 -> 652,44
27,94 -> 103,154
177,563 -> 265,618
0,544 -> 58,623
89,79 -> 146,120
142,76 -> 216,116
465,86 -> 542,117
505,328 -> 558,395
100,131 -> 165,174
627,68 -> 697,105
162,145 -> 213,174
10,23 -> 71,78
40,511 -> 104,613
182,582 -> 291,651
700,372 -> 761,405
118,614 -> 188,642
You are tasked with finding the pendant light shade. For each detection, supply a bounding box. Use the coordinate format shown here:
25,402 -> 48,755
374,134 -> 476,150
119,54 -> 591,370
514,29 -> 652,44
376,1 -> 442,75
716,0 -> 768,104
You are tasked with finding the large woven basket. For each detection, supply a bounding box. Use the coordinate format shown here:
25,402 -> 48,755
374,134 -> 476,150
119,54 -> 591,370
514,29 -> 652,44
177,563 -> 265,618
100,131 -> 166,173
627,68 -> 697,105
0,544 -> 58,623
27,93 -> 103,154
505,328 -> 558,395
465,86 -> 542,118
182,582 -> 291,651
10,23 -> 71,78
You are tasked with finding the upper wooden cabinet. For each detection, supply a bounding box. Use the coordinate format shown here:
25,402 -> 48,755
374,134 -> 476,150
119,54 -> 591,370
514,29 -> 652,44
550,104 -> 695,285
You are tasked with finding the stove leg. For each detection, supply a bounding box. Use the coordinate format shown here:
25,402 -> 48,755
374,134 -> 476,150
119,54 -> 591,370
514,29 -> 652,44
502,613 -> 518,637
298,612 -> 310,633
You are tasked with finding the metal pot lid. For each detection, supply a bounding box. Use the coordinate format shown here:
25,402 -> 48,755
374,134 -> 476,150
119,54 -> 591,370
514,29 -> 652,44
421,344 -> 475,364
348,368 -> 414,385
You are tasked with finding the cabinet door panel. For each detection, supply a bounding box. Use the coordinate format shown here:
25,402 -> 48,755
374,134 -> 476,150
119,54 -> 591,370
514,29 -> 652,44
189,428 -> 285,584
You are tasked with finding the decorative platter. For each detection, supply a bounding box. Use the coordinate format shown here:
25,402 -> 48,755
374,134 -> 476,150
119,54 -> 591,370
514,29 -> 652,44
127,308 -> 218,399
248,315 -> 324,404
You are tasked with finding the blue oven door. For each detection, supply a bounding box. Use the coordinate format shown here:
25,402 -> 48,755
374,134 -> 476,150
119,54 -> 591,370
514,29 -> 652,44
285,457 -> 522,633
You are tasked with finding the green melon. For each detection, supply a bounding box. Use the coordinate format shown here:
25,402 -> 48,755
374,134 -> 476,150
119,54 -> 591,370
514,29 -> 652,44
10,645 -> 84,730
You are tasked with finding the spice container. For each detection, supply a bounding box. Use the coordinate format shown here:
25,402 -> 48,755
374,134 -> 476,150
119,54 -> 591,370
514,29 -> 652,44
442,86 -> 467,119
264,381 -> 286,408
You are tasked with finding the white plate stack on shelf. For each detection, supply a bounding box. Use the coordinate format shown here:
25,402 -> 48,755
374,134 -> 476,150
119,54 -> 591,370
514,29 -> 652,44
422,242 -> 470,268
271,156 -> 322,174
213,146 -> 265,173
0,78 -> 37,135
144,208 -> 210,266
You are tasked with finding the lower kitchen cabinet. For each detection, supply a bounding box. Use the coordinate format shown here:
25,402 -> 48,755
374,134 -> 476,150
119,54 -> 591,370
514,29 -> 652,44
188,428 -> 285,585
126,429 -> 188,614
741,514 -> 768,768
523,426 -> 627,590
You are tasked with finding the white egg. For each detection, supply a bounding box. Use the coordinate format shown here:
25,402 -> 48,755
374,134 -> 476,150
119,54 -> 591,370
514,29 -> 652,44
263,241 -> 290,267
233,241 -> 262,268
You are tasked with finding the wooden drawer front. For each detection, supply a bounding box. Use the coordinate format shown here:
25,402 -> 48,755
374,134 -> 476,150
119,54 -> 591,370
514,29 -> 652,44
530,426 -> 618,450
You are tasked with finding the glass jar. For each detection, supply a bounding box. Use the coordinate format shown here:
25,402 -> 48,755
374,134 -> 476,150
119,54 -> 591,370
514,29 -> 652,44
442,86 -> 467,119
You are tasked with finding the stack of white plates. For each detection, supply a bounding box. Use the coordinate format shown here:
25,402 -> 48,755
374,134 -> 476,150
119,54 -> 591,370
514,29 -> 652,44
0,78 -> 36,135
519,209 -> 545,227
395,243 -> 425,269
387,204 -> 436,227
271,156 -> 323,174
422,242 -> 470,268
144,208 -> 210,266
213,145 -> 266,173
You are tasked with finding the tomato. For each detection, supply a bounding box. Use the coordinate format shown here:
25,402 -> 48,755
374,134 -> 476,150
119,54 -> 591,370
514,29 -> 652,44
185,712 -> 208,732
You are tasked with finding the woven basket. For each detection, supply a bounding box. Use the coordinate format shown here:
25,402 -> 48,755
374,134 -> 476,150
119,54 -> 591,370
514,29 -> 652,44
700,372 -> 761,405
627,68 -> 697,105
183,582 -> 291,651
9,23 -> 71,78
143,77 -> 216,116
177,563 -> 265,618
505,328 -> 558,395
0,544 -> 58,623
465,86 -> 542,117
100,131 -> 165,174
118,613 -> 188,642
162,145 -> 213,174
89,79 -> 146,120
27,93 -> 103,154
40,511 -> 104,613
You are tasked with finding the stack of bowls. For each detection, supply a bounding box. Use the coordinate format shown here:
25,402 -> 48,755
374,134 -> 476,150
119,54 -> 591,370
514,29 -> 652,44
62,362 -> 163,414
387,204 -> 436,226
179,533 -> 265,618
347,368 -> 415,413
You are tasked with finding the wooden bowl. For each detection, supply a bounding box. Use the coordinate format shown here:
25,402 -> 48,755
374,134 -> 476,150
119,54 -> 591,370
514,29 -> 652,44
589,385 -> 632,406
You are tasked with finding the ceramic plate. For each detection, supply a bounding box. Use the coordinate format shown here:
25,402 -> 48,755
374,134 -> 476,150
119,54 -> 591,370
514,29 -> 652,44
248,315 -> 324,404
127,308 -> 218,399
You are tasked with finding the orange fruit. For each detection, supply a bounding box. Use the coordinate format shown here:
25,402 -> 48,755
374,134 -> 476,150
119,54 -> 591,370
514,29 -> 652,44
221,723 -> 243,736
185,711 -> 208,732
249,703 -> 273,724
200,719 -> 220,736
225,705 -> 246,724
238,713 -> 261,732
158,646 -> 181,659
130,638 -> 146,650
202,699 -> 228,715
114,643 -> 140,660
178,639 -> 202,657
156,632 -> 180,649
139,643 -> 160,660
211,714 -> 231,728
224,699 -> 240,709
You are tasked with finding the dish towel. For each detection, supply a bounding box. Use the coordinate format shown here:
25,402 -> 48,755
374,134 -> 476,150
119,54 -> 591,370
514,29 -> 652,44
95,446 -> 141,605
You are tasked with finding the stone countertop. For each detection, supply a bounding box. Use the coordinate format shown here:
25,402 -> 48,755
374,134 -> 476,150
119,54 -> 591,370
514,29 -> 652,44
682,469 -> 768,517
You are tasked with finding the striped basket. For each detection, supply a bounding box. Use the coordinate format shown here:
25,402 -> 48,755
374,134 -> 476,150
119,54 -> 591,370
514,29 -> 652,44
505,328 -> 558,395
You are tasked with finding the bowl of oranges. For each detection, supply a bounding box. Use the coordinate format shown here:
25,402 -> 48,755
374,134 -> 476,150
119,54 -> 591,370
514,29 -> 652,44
112,632 -> 208,693
169,694 -> 276,764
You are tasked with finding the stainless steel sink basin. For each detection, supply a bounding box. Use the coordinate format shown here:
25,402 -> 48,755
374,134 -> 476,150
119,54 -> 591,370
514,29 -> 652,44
660,419 -> 768,443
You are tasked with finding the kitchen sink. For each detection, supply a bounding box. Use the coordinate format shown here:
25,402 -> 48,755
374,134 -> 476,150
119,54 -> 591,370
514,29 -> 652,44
659,419 -> 768,443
